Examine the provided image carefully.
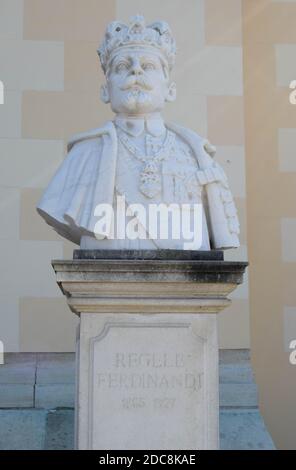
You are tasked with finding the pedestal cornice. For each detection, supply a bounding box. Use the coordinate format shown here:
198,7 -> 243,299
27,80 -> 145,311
52,250 -> 248,316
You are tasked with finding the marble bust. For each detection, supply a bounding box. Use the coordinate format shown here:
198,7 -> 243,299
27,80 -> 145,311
37,15 -> 240,250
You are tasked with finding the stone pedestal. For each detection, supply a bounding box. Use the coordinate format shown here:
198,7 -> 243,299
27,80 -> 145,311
52,250 -> 247,450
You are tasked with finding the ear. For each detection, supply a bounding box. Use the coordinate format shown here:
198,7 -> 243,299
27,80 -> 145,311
166,82 -> 176,102
100,84 -> 110,104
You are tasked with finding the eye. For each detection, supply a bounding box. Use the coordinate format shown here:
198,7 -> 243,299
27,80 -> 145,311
116,62 -> 129,73
142,63 -> 156,71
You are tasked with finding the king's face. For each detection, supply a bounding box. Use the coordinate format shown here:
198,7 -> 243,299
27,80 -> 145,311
105,48 -> 171,115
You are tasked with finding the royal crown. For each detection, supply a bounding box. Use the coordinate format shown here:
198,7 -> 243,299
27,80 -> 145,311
97,15 -> 176,74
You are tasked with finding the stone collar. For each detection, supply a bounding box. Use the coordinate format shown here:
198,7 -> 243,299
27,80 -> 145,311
114,115 -> 166,137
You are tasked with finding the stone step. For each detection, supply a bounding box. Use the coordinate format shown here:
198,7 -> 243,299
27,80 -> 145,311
0,409 -> 275,450
219,348 -> 251,365
0,384 -> 34,408
220,383 -> 258,408
219,363 -> 254,384
0,351 -> 258,409
0,410 -> 47,450
0,351 -> 275,450
35,384 -> 75,409
0,353 -> 36,384
0,382 -> 259,409
220,410 -> 275,450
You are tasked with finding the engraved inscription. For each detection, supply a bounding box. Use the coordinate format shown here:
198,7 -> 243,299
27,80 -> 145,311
90,323 -> 208,449
96,351 -> 203,411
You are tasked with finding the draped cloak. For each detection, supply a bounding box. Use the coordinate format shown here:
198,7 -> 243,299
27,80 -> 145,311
36,121 -> 240,249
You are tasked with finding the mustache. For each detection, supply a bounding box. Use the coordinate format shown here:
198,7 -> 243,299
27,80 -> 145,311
120,76 -> 153,91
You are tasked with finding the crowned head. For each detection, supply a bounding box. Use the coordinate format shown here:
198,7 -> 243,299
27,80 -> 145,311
97,15 -> 177,116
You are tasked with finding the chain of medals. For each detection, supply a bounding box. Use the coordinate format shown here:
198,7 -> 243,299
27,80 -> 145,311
117,129 -> 175,199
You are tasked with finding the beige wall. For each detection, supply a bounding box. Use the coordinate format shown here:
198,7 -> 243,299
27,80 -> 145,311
1,0 -> 295,448
242,0 -> 296,450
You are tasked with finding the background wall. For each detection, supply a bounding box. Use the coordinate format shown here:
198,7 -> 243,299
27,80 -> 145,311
242,0 -> 296,450
0,0 -> 295,449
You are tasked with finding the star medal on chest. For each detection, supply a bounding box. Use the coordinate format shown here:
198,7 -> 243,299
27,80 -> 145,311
118,129 -> 175,199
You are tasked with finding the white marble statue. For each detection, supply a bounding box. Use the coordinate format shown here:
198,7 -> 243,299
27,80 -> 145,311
37,15 -> 240,250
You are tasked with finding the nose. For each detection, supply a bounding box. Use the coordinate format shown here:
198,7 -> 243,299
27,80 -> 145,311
130,59 -> 143,76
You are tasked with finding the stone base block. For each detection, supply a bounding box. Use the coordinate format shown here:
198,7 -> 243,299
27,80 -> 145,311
77,313 -> 218,450
53,251 -> 247,450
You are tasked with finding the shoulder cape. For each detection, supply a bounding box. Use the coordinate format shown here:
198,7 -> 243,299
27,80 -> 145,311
37,120 -> 239,248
